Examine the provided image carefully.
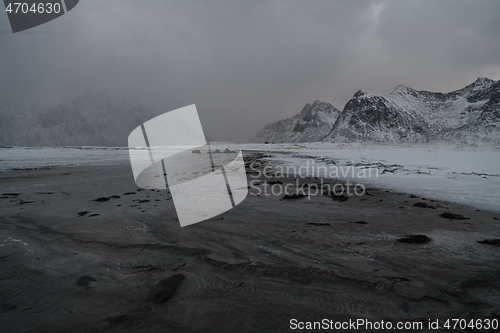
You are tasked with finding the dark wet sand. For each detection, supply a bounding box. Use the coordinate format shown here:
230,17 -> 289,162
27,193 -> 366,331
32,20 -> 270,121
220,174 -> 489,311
1,152 -> 500,332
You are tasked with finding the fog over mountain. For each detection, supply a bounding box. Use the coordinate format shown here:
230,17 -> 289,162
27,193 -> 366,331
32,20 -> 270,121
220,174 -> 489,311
1,1 -> 500,142
0,83 -> 160,147
250,78 -> 500,144
2,78 -> 498,147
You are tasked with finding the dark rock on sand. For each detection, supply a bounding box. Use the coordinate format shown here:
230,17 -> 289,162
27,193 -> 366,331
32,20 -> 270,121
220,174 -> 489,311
131,264 -> 164,274
76,275 -> 97,289
281,193 -> 306,200
305,222 -> 330,226
350,221 -> 368,225
413,202 -> 436,209
332,194 -> 349,202
18,200 -> 34,205
78,211 -> 89,217
477,239 -> 500,246
397,235 -> 431,244
94,197 -> 110,202
379,276 -> 410,283
439,212 -> 470,220
323,191 -> 349,202
147,274 -> 185,303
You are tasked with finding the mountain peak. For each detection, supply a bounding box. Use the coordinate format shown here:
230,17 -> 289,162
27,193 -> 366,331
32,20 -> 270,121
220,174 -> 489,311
474,77 -> 493,84
311,100 -> 335,110
249,100 -> 341,143
353,89 -> 369,98
391,84 -> 415,95
472,77 -> 494,88
322,78 -> 500,144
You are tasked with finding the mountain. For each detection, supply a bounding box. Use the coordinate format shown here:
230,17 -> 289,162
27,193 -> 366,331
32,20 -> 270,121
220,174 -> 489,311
249,78 -> 500,144
249,101 -> 341,143
323,77 -> 500,143
0,83 -> 159,147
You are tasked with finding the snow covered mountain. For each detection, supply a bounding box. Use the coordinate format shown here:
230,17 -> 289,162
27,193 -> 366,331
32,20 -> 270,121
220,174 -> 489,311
324,77 -> 500,143
0,83 -> 159,147
250,78 -> 500,144
249,101 -> 341,143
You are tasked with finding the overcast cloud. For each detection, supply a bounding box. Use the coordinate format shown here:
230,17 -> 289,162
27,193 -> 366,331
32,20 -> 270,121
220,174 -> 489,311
1,0 -> 500,142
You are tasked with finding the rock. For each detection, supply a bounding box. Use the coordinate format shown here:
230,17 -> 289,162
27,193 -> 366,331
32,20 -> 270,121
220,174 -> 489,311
397,235 -> 431,244
76,275 -> 97,289
147,274 -> 185,303
281,193 -> 306,200
413,202 -> 436,209
439,212 -> 469,220
323,191 -> 349,202
477,239 -> 500,246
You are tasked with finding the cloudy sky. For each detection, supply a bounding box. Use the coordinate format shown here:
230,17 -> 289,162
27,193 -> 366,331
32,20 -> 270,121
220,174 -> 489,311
1,0 -> 500,142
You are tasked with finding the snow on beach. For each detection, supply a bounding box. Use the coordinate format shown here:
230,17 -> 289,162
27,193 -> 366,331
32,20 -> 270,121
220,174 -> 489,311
1,143 -> 499,212
243,142 -> 500,212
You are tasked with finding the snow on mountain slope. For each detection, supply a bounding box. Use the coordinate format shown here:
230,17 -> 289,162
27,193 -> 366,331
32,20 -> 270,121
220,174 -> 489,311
324,88 -> 431,143
249,78 -> 499,144
323,78 -> 500,144
0,83 -> 159,147
249,101 -> 341,143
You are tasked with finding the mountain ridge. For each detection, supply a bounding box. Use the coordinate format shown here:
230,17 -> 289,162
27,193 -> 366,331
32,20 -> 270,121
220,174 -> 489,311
249,100 -> 341,143
250,78 -> 500,144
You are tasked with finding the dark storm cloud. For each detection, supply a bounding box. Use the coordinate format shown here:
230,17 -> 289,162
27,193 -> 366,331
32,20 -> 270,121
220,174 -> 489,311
1,0 -> 500,142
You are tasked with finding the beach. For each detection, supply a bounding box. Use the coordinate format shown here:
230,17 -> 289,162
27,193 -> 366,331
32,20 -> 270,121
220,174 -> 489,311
1,151 -> 500,332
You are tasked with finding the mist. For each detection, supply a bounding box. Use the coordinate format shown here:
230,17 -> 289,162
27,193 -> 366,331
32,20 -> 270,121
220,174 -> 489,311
1,0 -> 500,142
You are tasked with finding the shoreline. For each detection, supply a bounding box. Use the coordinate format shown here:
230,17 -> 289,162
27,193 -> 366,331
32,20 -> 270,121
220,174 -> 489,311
2,143 -> 498,213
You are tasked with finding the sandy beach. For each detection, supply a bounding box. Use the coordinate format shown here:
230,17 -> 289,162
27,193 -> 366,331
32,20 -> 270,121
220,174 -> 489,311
1,151 -> 500,332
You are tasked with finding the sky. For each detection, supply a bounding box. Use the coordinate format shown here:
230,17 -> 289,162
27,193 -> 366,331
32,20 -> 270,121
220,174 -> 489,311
1,0 -> 500,142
